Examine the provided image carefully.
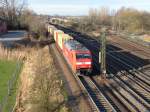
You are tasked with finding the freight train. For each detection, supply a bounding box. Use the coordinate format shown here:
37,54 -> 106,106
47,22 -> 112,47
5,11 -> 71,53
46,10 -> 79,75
47,24 -> 92,75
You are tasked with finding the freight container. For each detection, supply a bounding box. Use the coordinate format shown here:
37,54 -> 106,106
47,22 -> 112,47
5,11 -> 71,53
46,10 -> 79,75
54,30 -> 57,41
47,25 -> 52,32
48,25 -> 53,33
57,33 -> 64,50
50,27 -> 56,35
49,27 -> 52,34
62,34 -> 73,51
57,34 -> 74,50
54,30 -> 64,44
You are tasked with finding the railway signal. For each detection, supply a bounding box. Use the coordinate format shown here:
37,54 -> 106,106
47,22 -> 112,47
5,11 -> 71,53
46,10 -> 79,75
100,29 -> 107,78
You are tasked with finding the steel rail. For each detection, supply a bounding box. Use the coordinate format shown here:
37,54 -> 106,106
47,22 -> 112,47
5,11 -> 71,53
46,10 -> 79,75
49,23 -> 150,112
77,75 -> 118,112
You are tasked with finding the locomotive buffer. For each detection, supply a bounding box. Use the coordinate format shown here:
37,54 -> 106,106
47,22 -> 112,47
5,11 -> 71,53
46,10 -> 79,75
99,29 -> 107,79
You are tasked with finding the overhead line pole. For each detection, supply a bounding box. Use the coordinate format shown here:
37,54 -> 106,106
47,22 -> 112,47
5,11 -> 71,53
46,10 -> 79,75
100,29 -> 107,79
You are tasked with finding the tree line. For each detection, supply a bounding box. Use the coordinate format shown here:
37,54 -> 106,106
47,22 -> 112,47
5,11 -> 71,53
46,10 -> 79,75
75,7 -> 150,34
0,0 -> 47,38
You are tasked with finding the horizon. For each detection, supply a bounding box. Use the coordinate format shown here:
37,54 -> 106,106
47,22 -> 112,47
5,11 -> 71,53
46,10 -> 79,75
29,0 -> 150,16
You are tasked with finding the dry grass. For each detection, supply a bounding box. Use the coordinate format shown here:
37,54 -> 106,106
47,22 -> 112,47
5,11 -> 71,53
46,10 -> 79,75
0,44 -> 26,61
15,46 -> 69,112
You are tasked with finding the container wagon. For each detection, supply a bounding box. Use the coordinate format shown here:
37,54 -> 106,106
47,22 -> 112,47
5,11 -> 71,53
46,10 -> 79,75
48,25 -> 92,75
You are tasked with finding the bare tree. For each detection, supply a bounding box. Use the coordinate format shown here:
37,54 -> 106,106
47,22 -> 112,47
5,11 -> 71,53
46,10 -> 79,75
88,8 -> 98,26
0,0 -> 27,29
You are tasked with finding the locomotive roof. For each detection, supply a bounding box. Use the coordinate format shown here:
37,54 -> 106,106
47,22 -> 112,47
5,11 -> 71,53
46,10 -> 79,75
65,39 -> 89,51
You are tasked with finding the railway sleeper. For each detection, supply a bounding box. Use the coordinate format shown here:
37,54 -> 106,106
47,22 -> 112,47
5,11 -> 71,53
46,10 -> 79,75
115,72 -> 150,110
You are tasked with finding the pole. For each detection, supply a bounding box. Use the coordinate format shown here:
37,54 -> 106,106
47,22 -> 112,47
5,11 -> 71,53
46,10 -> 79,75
101,30 -> 106,79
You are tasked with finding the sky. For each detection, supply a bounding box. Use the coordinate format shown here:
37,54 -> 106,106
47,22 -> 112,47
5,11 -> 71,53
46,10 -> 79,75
28,0 -> 150,16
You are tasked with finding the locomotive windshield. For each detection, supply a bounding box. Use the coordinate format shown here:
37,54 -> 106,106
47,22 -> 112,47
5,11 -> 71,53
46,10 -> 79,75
76,53 -> 91,59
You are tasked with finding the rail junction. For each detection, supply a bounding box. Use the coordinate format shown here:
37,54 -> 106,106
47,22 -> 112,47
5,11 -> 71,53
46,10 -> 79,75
48,23 -> 150,112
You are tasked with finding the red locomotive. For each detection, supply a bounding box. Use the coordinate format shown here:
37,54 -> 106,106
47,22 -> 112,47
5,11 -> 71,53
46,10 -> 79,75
63,39 -> 92,74
47,25 -> 92,75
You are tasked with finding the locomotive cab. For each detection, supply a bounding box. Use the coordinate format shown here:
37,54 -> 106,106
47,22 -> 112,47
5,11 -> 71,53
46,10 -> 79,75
76,52 -> 92,74
63,39 -> 92,75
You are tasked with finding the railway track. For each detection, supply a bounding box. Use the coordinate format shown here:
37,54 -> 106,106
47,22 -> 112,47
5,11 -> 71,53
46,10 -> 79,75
91,61 -> 150,112
109,36 -> 150,57
87,48 -> 149,111
107,59 -> 150,101
76,36 -> 150,88
107,65 -> 150,111
93,45 -> 150,111
86,39 -> 150,84
76,75 -> 119,112
49,43 -> 119,112
51,24 -> 150,112
91,62 -> 150,112
87,38 -> 150,78
56,24 -> 149,78
107,46 -> 150,76
48,39 -> 123,112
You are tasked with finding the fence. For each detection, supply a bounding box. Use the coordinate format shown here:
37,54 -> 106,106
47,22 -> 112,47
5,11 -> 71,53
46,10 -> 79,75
0,61 -> 22,112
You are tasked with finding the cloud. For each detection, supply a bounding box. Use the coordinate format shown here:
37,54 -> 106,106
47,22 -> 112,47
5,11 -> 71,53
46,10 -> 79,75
28,0 -> 150,15
29,4 -> 92,15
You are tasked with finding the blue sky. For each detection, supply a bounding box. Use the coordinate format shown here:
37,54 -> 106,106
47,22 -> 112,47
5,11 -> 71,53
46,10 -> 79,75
28,0 -> 150,15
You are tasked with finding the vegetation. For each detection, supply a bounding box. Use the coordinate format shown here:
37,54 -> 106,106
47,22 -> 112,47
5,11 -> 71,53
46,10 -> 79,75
0,44 -> 25,112
0,0 -> 27,29
0,60 -> 17,101
2,61 -> 22,112
0,44 -> 26,61
0,44 -> 69,112
15,47 -> 70,112
0,0 -> 47,39
113,8 -> 150,34
69,7 -> 150,35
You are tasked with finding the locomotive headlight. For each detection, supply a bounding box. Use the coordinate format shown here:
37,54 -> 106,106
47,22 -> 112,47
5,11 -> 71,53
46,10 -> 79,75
76,62 -> 91,65
76,62 -> 82,65
84,62 -> 91,64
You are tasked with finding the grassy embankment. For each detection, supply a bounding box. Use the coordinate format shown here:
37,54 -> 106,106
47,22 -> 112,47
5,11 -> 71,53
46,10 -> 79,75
0,45 -> 24,112
15,46 -> 70,112
0,60 -> 22,112
0,60 -> 17,101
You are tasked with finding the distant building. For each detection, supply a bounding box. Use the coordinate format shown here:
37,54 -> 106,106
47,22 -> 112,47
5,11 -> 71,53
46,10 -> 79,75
50,17 -> 71,24
0,17 -> 7,35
